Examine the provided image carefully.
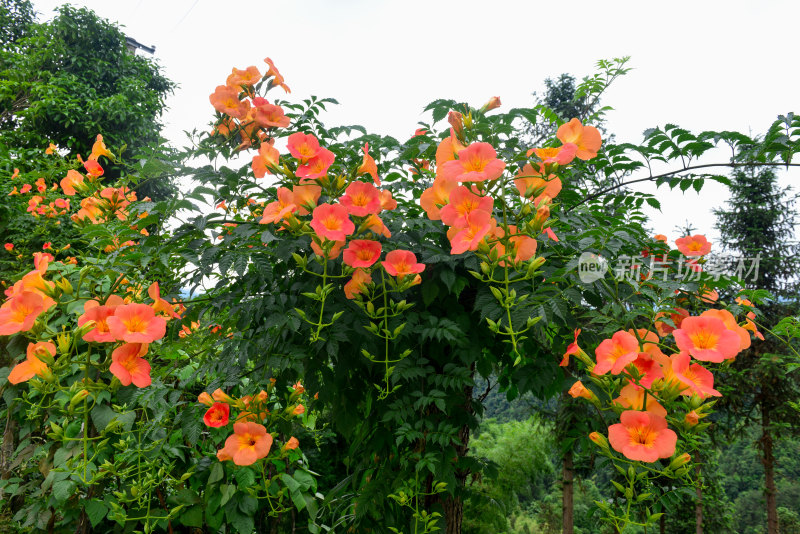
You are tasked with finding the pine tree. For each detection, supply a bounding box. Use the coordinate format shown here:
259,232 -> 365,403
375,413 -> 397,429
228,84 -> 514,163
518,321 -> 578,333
713,164 -> 800,534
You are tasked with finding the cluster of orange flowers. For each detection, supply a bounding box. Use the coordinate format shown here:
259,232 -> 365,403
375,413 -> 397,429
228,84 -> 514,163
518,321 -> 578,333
420,116 -> 601,259
0,253 -> 59,338
566,238 -> 762,462
9,173 -> 68,219
7,135 -> 115,222
5,135 -> 143,259
1,135 -> 199,392
209,62 -> 425,298
197,382 -> 303,466
2,259 -> 181,387
74,282 -> 182,387
209,58 -> 291,151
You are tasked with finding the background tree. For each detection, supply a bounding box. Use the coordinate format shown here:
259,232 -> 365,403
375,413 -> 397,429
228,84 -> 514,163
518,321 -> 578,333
516,66 -> 629,534
0,0 -> 33,51
713,163 -> 800,534
0,2 -> 175,199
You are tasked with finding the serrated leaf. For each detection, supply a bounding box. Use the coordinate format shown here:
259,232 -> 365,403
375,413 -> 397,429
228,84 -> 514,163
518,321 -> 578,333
208,462 -> 224,485
52,479 -> 76,502
181,410 -> 201,446
291,489 -> 307,511
179,506 -> 203,527
422,281 -> 439,306
238,494 -> 258,515
85,499 -> 108,527
281,473 -> 301,492
234,467 -> 255,488
219,483 -> 236,506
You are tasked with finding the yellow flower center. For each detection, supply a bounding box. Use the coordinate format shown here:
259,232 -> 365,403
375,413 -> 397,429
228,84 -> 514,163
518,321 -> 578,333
124,316 -> 146,333
689,330 -> 719,349
323,215 -> 342,231
628,426 -> 656,447
465,156 -> 487,172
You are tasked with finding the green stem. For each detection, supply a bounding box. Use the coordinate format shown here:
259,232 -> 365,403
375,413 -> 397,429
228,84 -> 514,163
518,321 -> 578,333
82,344 -> 91,483
381,269 -> 390,397
311,259 -> 328,342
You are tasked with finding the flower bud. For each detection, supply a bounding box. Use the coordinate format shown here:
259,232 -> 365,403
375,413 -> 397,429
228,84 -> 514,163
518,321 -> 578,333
75,320 -> 97,339
568,380 -> 596,401
211,388 -> 233,404
535,197 -> 551,225
448,111 -> 464,139
529,256 -> 546,271
197,392 -> 213,406
55,277 -> 73,295
589,431 -> 608,450
685,410 -> 700,426
480,96 -> 502,113
282,436 -> 300,452
669,453 -> 692,470
49,421 -> 64,439
56,331 -> 71,355
69,389 -> 90,409
40,281 -> 60,299
39,368 -> 55,383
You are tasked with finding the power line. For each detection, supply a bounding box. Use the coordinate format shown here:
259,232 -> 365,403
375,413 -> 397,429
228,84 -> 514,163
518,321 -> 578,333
172,0 -> 199,31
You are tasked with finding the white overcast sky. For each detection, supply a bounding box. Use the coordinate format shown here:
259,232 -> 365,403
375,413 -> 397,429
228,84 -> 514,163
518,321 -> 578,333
31,0 -> 800,248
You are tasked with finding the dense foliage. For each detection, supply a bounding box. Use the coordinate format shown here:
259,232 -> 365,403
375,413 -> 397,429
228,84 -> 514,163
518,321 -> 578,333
0,44 -> 799,534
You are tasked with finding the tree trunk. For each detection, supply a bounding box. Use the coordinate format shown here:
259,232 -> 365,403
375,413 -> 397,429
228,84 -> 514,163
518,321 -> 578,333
761,407 -> 778,534
439,363 -> 475,534
562,449 -> 574,534
1,413 -> 16,480
443,419 -> 470,534
660,513 -> 666,534
443,495 -> 464,534
695,460 -> 703,534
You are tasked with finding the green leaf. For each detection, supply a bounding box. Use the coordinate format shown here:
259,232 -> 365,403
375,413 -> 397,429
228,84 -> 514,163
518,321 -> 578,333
291,489 -> 307,512
422,281 -> 439,306
53,447 -> 71,468
52,479 -> 76,502
180,410 -> 201,446
439,268 -> 456,291
238,494 -> 258,516
174,488 -> 201,505
234,467 -> 255,488
234,254 -> 249,276
208,462 -> 224,485
227,509 -> 254,533
280,472 -> 301,493
261,230 -> 276,243
85,499 -> 108,527
179,505 -> 203,528
219,483 -> 236,506
293,470 -> 316,492
645,197 -> 661,210
90,404 -> 114,432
